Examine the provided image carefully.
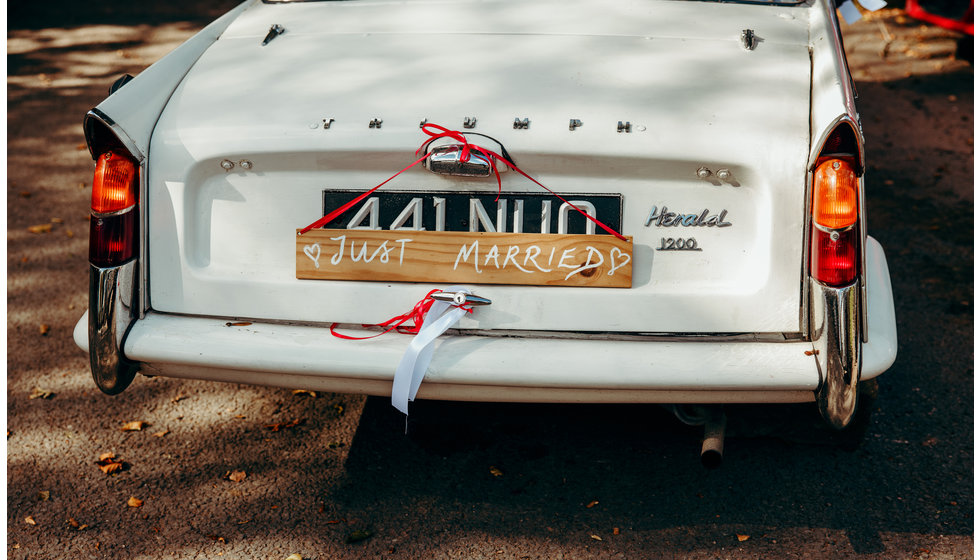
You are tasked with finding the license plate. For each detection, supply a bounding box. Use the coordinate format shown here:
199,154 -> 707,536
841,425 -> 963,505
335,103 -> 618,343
320,190 -> 623,235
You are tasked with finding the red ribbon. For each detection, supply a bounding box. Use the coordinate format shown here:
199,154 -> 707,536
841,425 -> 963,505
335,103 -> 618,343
298,124 -> 626,241
329,289 -> 473,340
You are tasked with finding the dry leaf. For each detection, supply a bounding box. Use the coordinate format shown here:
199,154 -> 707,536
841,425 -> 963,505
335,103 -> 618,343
127,496 -> 143,508
37,491 -> 49,501
27,223 -> 52,234
65,230 -> 75,238
737,534 -> 750,542
152,430 -> 169,438
50,217 -> 64,224
120,421 -> 148,432
228,470 -> 247,483
95,454 -> 128,475
38,324 -> 50,336
68,518 -> 80,528
292,389 -> 317,398
29,387 -> 54,399
285,555 -> 305,560
265,418 -> 305,432
585,500 -> 598,508
613,527 -> 620,535
590,535 -> 602,541
489,466 -> 504,477
24,516 -> 36,525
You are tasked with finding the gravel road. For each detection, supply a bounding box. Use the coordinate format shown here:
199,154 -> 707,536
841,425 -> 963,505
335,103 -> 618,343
7,6 -> 973,559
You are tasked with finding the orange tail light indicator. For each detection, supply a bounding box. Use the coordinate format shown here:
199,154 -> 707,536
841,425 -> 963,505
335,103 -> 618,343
811,158 -> 858,229
91,151 -> 138,214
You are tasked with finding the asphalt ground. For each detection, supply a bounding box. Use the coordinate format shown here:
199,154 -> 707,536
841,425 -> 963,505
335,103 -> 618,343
6,5 -> 975,559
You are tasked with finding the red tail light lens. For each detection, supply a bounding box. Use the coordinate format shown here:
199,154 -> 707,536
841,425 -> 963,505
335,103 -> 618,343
92,151 -> 138,214
810,227 -> 857,286
89,212 -> 137,267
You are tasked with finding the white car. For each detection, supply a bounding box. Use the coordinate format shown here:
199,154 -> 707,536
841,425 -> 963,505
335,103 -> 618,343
75,0 -> 897,459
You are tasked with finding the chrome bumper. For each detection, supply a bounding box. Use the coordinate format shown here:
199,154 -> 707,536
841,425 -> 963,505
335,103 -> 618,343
87,262 -> 139,394
810,278 -> 862,429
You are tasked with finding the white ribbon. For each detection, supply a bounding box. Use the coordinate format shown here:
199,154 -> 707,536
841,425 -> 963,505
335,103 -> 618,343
391,286 -> 471,415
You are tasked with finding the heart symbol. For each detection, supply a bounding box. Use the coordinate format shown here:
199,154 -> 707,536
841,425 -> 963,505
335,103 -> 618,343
608,247 -> 631,276
303,243 -> 321,269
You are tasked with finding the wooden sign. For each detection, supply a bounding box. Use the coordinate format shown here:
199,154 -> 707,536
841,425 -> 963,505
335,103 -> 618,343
297,229 -> 632,288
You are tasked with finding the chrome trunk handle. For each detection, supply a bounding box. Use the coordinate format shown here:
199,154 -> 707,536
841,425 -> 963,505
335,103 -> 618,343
430,291 -> 491,307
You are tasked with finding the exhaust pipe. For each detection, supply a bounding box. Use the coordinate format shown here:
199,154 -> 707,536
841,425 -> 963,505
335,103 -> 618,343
700,411 -> 727,469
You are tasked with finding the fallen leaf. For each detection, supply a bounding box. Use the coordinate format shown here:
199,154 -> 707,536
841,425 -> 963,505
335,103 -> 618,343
38,324 -> 50,336
29,387 -> 54,399
285,555 -> 305,560
95,454 -> 128,475
590,535 -> 602,541
120,420 -> 148,432
25,516 -> 36,525
613,527 -> 620,535
265,418 -> 305,432
27,223 -> 52,234
737,534 -> 750,542
50,217 -> 64,224
152,430 -> 169,437
346,530 -> 373,544
78,524 -> 88,531
127,496 -> 143,508
489,466 -> 504,477
292,389 -> 317,398
98,452 -> 115,461
68,518 -> 80,527
65,230 -> 75,238
37,491 -> 49,501
326,519 -> 346,524
585,500 -> 599,508
227,470 -> 247,483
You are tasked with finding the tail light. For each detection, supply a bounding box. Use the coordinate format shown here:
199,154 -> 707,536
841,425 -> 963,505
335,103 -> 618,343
90,150 -> 139,267
809,124 -> 860,287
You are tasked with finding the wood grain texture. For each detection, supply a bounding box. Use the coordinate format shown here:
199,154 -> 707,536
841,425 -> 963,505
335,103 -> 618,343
297,229 -> 632,288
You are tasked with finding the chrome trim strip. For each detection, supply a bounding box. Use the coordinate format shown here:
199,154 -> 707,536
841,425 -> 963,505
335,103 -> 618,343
85,109 -> 145,163
809,278 -> 861,429
808,115 -> 864,174
91,205 -> 137,219
88,263 -> 139,394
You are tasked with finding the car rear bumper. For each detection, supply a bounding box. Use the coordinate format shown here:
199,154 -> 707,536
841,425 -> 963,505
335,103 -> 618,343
74,238 -> 896,405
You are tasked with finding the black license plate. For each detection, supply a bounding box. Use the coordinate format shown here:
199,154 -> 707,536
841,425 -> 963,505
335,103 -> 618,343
320,190 -> 623,235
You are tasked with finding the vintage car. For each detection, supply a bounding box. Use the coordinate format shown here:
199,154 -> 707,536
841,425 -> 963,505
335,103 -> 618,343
75,0 -> 897,462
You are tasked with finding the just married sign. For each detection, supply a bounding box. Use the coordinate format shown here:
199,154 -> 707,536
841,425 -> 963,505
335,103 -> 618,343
296,229 -> 633,288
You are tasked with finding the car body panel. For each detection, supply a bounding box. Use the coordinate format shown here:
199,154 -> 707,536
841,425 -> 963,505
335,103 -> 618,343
146,0 -> 813,333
